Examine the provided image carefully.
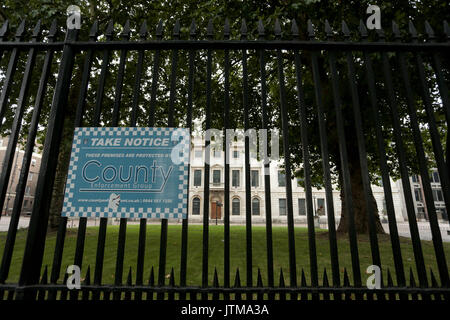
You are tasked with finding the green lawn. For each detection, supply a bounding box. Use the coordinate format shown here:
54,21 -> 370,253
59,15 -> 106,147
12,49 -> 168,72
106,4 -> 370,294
1,224 -> 449,287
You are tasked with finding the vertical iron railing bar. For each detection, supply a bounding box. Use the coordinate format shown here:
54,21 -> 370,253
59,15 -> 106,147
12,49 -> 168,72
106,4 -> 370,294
324,20 -> 362,289
0,20 -> 9,63
179,19 -> 196,300
412,23 -> 450,282
274,19 -> 297,294
306,20 -> 340,288
157,19 -> 180,301
291,19 -> 319,292
392,21 -> 448,287
148,20 -> 163,127
17,27 -> 79,300
133,21 -> 148,301
0,20 -> 26,133
257,20 -> 275,296
0,21 -> 40,223
424,20 -> 450,231
0,20 -> 54,284
222,19 -> 231,299
146,20 -> 162,299
113,20 -> 131,301
241,19 -> 253,297
92,21 -> 114,300
358,20 -> 406,290
341,21 -> 382,287
202,19 -> 214,300
376,27 -> 428,288
68,20 -> 99,302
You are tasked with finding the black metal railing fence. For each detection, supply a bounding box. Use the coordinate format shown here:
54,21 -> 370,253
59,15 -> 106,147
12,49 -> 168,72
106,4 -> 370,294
0,17 -> 448,301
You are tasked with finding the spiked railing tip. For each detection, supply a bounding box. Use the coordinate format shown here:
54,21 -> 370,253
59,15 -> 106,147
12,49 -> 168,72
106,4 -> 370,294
105,20 -> 114,37
149,266 -> 155,285
32,19 -> 42,38
240,18 -> 247,36
386,268 -> 393,287
189,19 -> 196,37
324,20 -> 333,37
127,267 -> 133,285
279,268 -> 285,286
444,20 -> 450,39
257,19 -> 265,36
139,20 -> 148,38
408,20 -> 418,38
206,19 -> 214,36
224,18 -> 230,37
41,265 -> 48,283
89,20 -> 99,38
234,268 -> 241,286
323,268 -> 329,286
429,269 -> 438,287
409,268 -> 416,287
359,19 -> 368,37
0,20 -> 9,38
173,19 -> 180,37
343,268 -> 350,286
392,21 -> 401,38
84,265 -> 91,284
274,18 -> 281,36
213,268 -> 219,286
121,19 -> 131,36
307,19 -> 315,38
291,19 -> 299,36
376,26 -> 385,39
15,19 -> 26,37
301,269 -> 307,286
424,20 -> 435,38
342,20 -> 350,38
156,19 -> 164,37
257,269 -> 263,286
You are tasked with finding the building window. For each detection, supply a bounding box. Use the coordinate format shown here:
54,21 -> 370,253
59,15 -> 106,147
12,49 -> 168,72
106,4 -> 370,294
232,170 -> 240,187
232,198 -> 240,215
278,171 -> 286,187
430,171 -> 440,183
296,178 -> 304,187
194,150 -> 202,158
432,188 -> 444,202
411,175 -> 419,183
25,186 -> 31,195
317,198 -> 325,216
193,170 -> 202,187
28,172 -> 33,181
279,198 -> 287,216
414,188 -> 423,202
233,150 -> 239,159
0,139 -> 2,147
192,197 -> 200,215
23,200 -> 28,208
213,148 -> 221,158
213,170 -> 221,184
251,170 -> 259,187
298,198 -> 306,216
252,198 -> 260,216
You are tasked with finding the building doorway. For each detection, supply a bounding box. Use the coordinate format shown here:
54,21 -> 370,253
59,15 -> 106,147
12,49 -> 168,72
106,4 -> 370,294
211,201 -> 222,219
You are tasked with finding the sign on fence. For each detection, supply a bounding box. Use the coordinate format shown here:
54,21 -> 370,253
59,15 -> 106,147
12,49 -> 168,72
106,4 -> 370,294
62,127 -> 190,219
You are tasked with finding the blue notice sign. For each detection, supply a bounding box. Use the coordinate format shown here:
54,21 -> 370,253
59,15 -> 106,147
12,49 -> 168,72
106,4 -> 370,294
62,127 -> 190,219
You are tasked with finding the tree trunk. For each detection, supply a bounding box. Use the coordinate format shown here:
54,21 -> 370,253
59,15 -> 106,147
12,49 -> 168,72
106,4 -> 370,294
336,160 -> 385,234
47,67 -> 80,231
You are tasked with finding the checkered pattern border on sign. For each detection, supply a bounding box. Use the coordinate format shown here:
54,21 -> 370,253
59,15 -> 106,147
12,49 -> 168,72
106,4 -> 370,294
61,127 -> 189,219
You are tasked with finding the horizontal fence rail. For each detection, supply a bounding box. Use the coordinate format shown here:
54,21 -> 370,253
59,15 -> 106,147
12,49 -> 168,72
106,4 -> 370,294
0,17 -> 448,301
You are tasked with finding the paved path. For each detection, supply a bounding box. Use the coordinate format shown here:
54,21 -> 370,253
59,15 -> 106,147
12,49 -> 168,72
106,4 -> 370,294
1,216 -> 449,242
